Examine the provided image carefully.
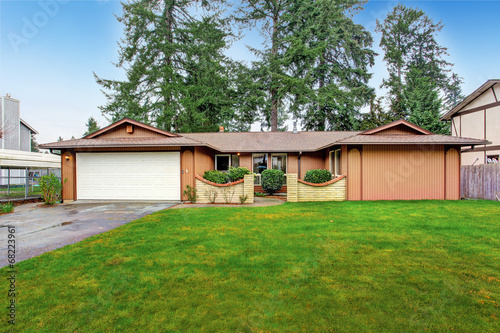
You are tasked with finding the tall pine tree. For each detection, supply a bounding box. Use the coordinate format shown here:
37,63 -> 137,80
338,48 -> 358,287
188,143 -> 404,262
376,3 -> 462,131
95,0 -> 252,132
283,0 -> 375,131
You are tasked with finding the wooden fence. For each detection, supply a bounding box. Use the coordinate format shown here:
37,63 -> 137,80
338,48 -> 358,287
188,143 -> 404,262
461,164 -> 500,201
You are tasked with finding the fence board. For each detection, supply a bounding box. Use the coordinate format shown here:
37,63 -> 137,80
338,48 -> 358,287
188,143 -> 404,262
461,164 -> 500,201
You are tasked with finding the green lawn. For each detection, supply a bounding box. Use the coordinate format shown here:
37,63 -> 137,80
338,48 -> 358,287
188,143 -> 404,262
5,201 -> 500,332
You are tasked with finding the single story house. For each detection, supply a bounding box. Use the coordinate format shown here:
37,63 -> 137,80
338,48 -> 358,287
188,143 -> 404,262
40,118 -> 489,202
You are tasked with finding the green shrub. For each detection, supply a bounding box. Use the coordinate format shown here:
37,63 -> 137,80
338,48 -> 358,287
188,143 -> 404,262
1,202 -> 13,214
227,166 -> 251,182
254,192 -> 266,197
261,169 -> 284,195
183,185 -> 197,203
39,174 -> 65,205
304,169 -> 333,184
203,170 -> 229,184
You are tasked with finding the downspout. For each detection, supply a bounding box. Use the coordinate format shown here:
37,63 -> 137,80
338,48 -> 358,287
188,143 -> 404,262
298,151 -> 302,179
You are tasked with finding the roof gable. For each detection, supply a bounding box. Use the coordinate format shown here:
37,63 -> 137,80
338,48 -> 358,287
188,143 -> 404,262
361,119 -> 433,135
441,79 -> 500,120
85,118 -> 180,139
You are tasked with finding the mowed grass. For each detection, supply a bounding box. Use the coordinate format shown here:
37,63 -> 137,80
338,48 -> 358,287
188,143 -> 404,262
5,200 -> 500,332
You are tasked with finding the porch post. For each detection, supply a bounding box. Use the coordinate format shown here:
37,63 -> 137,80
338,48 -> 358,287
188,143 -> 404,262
244,174 -> 254,204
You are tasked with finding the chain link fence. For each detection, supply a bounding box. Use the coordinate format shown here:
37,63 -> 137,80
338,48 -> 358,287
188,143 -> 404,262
0,167 -> 61,201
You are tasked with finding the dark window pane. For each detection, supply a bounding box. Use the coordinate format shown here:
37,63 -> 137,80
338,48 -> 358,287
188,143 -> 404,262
216,155 -> 230,171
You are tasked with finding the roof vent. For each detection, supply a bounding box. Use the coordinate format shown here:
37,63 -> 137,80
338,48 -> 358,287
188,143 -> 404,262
219,126 -> 224,132
293,121 -> 298,134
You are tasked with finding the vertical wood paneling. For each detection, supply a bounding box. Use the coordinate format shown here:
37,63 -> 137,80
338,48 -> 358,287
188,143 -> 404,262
288,153 -> 299,174
96,124 -> 166,138
461,164 -> 500,200
373,124 -> 421,135
239,153 -> 252,170
194,146 -> 214,175
341,145 -> 348,174
362,145 -> 445,200
445,148 -> 460,200
300,151 -> 327,178
181,149 -> 194,200
61,150 -> 76,201
347,148 -> 362,200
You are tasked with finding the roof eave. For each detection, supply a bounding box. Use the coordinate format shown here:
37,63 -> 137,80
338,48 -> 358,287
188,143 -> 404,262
440,79 -> 500,120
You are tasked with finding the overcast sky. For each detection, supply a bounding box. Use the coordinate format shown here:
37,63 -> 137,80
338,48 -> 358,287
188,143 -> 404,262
1,0 -> 499,144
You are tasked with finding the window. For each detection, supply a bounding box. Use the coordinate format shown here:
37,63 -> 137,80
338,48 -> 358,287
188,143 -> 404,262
215,154 -> 240,172
486,155 -> 499,164
271,154 -> 287,172
330,149 -> 341,176
253,153 -> 268,174
232,155 -> 240,168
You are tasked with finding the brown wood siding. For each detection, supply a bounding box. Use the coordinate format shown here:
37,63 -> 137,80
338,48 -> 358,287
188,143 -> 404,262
361,145 -> 445,200
372,124 -> 422,135
347,148 -> 362,200
96,124 -> 166,138
239,153 -> 252,169
194,146 -> 214,175
61,150 -> 76,201
445,148 -> 460,200
255,186 -> 287,194
288,153 -> 299,174
181,149 -> 195,200
340,145 -> 348,174
300,151 -> 327,178
75,146 -> 180,152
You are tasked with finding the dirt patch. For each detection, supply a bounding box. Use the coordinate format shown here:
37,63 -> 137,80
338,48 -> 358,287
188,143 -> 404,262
11,198 -> 43,207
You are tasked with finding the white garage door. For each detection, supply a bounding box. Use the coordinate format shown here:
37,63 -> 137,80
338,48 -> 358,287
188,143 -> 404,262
76,152 -> 180,200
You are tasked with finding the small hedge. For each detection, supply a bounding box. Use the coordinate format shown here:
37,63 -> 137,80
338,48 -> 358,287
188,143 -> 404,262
261,169 -> 284,195
227,166 -> 251,182
203,170 -> 229,184
303,169 -> 333,184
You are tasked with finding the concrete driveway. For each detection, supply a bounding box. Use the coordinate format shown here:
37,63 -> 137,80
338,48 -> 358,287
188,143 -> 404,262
0,201 -> 177,267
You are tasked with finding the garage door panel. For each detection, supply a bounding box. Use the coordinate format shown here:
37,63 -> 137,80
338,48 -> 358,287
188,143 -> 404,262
76,152 -> 180,200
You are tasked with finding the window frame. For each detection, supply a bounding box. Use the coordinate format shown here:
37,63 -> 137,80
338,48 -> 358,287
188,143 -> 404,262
215,154 -> 231,172
329,149 -> 341,176
252,153 -> 268,174
270,153 -> 288,173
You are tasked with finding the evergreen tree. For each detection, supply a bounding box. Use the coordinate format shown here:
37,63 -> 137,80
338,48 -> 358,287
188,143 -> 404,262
405,67 -> 449,134
30,134 -> 39,152
237,0 -> 290,132
283,0 -> 375,131
95,0 -> 250,133
57,136 -> 63,142
376,3 -> 462,127
359,97 -> 392,131
83,116 -> 100,136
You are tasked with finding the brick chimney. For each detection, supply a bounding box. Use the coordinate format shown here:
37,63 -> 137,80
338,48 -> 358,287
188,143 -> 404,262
219,126 -> 224,132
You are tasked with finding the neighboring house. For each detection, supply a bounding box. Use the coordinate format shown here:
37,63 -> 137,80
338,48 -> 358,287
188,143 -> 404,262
0,95 -> 60,186
0,95 -> 38,151
440,79 -> 500,165
40,117 -> 488,202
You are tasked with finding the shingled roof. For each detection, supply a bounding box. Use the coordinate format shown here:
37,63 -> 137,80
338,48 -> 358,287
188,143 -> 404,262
40,118 -> 490,151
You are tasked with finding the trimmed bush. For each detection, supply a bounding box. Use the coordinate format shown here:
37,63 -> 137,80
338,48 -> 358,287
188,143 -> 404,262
261,169 -> 284,195
303,169 -> 333,184
227,166 -> 251,182
203,170 -> 229,184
